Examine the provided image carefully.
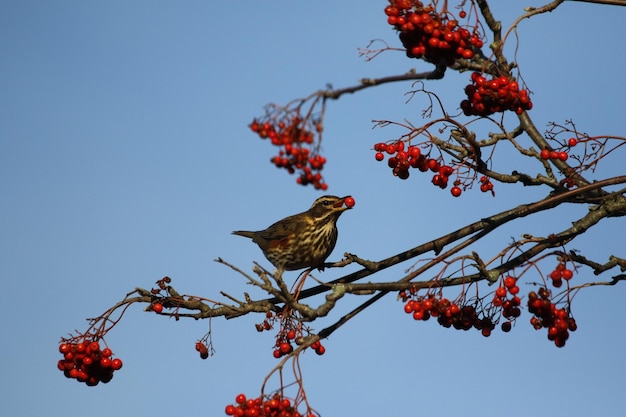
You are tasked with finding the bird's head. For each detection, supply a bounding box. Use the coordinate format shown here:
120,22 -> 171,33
309,195 -> 354,219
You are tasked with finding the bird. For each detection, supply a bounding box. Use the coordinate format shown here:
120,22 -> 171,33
232,195 -> 353,272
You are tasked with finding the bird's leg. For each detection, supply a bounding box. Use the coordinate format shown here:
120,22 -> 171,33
290,268 -> 314,301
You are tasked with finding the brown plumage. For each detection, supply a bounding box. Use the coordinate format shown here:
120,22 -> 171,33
232,195 -> 352,271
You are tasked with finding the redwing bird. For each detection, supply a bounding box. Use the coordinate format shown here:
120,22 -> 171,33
232,195 -> 353,272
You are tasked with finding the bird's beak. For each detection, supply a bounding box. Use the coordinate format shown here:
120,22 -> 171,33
334,196 -> 353,210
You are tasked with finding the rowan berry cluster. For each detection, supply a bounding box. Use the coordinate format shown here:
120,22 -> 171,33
540,148 -> 569,162
384,0 -> 483,65
373,141 -> 471,196
492,276 -> 522,332
57,339 -> 123,386
250,118 -> 327,190
401,293 -> 497,337
541,137 -> 578,162
373,141 -> 502,197
256,312 -> 326,358
273,329 -> 296,358
195,341 -> 210,359
272,334 -> 326,358
461,72 -> 532,116
478,175 -> 494,195
225,393 -> 315,417
528,288 -> 577,347
547,262 -> 574,288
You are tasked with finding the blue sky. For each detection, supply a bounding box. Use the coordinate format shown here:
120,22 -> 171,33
1,2 -> 625,416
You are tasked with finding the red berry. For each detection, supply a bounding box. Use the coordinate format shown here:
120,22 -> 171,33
540,149 -> 551,160
461,49 -> 474,59
439,165 -> 454,177
111,358 -> 123,370
279,342 -> 292,355
384,6 -> 398,16
152,303 -> 163,313
88,341 -> 100,353
450,186 -> 462,197
503,276 -> 516,289
568,138 -> 578,147
375,152 -> 385,161
404,301 -> 414,314
235,394 -> 246,405
408,146 -> 421,158
344,196 -> 355,208
459,10 -> 467,18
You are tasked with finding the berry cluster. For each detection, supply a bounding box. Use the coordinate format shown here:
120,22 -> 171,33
541,137 -> 579,162
461,72 -> 532,116
57,339 -> 123,386
401,294 -> 498,337
492,276 -> 522,332
547,262 -> 574,288
195,341 -> 210,359
256,312 -> 326,358
384,0 -> 483,65
374,140 -> 423,179
225,393 -> 314,417
373,141 -> 469,197
273,329 -> 296,358
540,148 -> 569,162
478,175 -> 495,195
528,288 -> 577,347
272,334 -> 326,358
373,141 -> 501,198
250,118 -> 327,190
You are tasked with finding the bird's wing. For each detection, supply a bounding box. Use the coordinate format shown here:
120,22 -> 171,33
257,213 -> 300,241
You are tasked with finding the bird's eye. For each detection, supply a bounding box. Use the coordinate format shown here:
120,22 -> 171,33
322,200 -> 331,205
